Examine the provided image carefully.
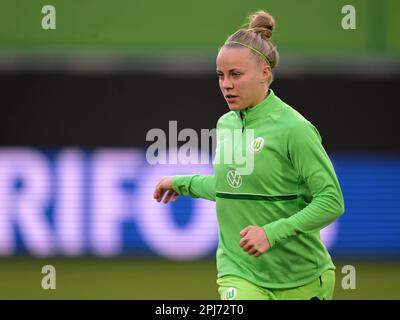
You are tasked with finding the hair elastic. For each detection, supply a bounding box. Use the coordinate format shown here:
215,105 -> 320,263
226,41 -> 272,67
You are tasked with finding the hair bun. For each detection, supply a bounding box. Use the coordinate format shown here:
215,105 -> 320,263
248,10 -> 275,40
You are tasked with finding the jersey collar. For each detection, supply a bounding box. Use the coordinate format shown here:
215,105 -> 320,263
235,89 -> 281,123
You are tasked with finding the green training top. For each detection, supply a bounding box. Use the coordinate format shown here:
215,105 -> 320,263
172,89 -> 345,289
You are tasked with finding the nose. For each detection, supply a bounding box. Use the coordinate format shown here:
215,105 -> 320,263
221,77 -> 233,90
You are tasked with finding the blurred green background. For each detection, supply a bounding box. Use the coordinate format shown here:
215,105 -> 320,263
1,258 -> 399,299
1,0 -> 399,57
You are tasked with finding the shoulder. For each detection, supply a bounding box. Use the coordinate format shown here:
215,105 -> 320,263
267,91 -> 314,131
280,103 -> 321,141
216,110 -> 238,128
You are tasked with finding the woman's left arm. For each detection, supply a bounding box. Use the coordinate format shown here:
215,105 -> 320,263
263,120 -> 345,247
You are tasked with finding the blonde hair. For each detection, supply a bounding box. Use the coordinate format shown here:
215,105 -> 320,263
223,10 -> 280,84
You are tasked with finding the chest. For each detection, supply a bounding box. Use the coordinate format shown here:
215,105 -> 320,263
213,117 -> 297,193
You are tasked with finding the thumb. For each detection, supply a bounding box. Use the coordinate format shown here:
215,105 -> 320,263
240,226 -> 252,237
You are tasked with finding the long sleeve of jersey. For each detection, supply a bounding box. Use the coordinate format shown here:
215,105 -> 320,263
263,121 -> 345,247
172,175 -> 216,202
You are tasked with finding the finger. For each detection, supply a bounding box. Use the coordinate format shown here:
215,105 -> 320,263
163,189 -> 174,203
240,226 -> 252,237
248,248 -> 258,255
153,187 -> 161,199
253,251 -> 262,257
242,243 -> 254,252
163,190 -> 173,203
154,188 -> 162,202
171,192 -> 179,203
155,189 -> 167,202
239,237 -> 248,248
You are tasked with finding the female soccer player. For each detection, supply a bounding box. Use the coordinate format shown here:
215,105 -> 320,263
153,10 -> 344,300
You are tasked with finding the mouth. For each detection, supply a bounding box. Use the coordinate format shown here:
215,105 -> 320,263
225,94 -> 239,103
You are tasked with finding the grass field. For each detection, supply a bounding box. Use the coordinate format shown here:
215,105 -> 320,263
0,258 -> 399,300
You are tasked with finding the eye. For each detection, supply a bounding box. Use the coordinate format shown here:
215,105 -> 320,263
232,72 -> 241,78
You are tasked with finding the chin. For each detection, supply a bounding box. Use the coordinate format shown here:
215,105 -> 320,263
227,103 -> 243,111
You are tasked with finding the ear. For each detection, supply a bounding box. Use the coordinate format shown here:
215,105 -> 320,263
261,64 -> 271,83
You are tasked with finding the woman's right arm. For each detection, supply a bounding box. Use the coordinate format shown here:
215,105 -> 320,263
172,175 -> 216,201
153,175 -> 216,204
155,115 -> 220,204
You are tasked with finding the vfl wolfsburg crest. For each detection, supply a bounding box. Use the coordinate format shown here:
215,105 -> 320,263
250,137 -> 264,153
223,287 -> 237,300
226,170 -> 242,188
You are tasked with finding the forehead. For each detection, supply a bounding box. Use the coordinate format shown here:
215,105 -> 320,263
216,47 -> 256,70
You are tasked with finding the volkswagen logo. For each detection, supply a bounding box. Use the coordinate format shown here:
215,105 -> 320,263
226,170 -> 242,188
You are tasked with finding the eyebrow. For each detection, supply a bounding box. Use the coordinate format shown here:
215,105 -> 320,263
216,68 -> 242,73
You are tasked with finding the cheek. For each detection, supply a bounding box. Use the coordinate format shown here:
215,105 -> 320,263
243,77 -> 260,94
218,80 -> 224,91
236,79 -> 252,97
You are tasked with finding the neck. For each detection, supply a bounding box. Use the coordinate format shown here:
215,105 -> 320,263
249,90 -> 269,108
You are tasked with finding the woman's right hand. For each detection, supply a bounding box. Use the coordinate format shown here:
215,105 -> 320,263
153,176 -> 180,203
